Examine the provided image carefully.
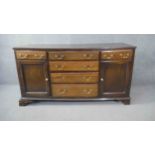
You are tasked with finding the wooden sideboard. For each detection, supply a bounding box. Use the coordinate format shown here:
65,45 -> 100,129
14,43 -> 136,106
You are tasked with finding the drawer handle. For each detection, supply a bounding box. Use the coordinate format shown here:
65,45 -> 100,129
83,76 -> 92,81
108,54 -> 114,59
60,76 -> 65,80
34,54 -> 41,58
83,54 -> 93,59
123,56 -> 128,59
123,55 -> 129,59
34,54 -> 38,57
55,54 -> 65,59
19,54 -> 25,58
119,53 -> 130,59
103,54 -> 114,59
55,64 -> 64,69
59,89 -> 67,94
39,54 -> 45,59
83,89 -> 93,94
18,53 -> 22,57
84,65 -> 93,69
56,76 -> 65,81
21,54 -> 28,59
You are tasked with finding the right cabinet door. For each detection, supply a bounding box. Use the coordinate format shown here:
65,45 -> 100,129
100,61 -> 131,97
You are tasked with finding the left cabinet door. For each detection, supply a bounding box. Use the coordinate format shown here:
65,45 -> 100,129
17,60 -> 50,97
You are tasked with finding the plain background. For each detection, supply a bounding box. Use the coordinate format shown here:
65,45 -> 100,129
0,34 -> 155,85
0,34 -> 155,121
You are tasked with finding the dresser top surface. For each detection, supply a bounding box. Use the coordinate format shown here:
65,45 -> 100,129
14,43 -> 136,50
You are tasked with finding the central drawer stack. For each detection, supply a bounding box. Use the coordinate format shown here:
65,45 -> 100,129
48,51 -> 99,98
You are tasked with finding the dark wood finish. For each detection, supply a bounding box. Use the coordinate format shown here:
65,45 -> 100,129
17,60 -> 50,97
49,61 -> 99,71
49,51 -> 99,60
52,84 -> 98,97
50,72 -> 99,84
14,43 -> 136,105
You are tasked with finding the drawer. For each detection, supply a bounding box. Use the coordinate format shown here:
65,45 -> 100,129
49,61 -> 99,71
52,84 -> 98,97
101,49 -> 133,60
51,72 -> 99,83
16,50 -> 47,60
48,51 -> 99,60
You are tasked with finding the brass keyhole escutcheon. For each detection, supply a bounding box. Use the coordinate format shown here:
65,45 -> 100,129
55,54 -> 65,59
83,54 -> 93,59
84,65 -> 93,70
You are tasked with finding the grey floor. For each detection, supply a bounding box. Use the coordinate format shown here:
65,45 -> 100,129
0,84 -> 155,121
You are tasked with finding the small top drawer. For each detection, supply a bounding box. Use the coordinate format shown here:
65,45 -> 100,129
48,51 -> 99,60
101,49 -> 133,60
16,50 -> 47,60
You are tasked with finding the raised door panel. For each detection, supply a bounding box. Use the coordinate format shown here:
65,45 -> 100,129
100,61 -> 130,97
17,60 -> 50,97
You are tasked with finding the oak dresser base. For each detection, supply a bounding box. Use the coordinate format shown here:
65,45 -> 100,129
14,43 -> 135,106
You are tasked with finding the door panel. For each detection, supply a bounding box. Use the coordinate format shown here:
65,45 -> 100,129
17,60 -> 50,97
100,61 -> 130,97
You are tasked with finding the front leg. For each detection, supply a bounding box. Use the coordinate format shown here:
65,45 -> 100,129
122,99 -> 130,105
19,99 -> 33,106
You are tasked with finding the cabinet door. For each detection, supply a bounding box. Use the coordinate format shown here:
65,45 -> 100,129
17,60 -> 50,97
100,61 -> 131,97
